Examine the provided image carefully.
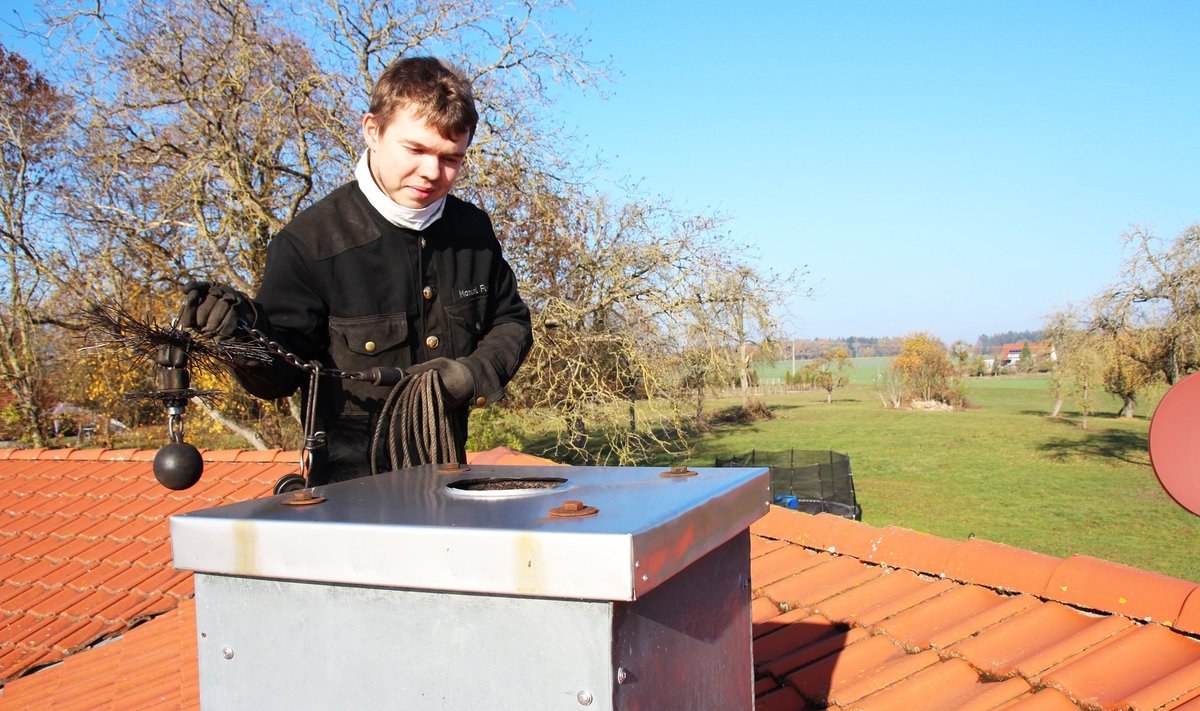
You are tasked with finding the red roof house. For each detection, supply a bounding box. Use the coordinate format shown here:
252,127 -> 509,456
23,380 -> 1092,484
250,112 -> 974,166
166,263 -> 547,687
2,448 -> 1200,709
998,342 -> 1057,368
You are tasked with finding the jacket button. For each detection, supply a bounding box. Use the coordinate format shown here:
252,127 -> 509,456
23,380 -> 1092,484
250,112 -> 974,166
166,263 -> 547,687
425,335 -> 440,349
364,341 -> 377,353
422,286 -> 434,300
475,396 -> 487,406
419,237 -> 427,249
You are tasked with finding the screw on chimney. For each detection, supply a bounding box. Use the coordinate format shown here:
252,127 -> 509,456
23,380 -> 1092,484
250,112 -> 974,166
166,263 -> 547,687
660,465 -> 698,478
549,500 -> 599,518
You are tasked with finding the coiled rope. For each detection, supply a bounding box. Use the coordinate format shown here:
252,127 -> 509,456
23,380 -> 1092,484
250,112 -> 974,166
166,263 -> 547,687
369,369 -> 464,475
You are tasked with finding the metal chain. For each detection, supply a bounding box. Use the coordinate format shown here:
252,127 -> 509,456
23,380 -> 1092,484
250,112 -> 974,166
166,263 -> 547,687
243,327 -> 370,381
241,327 -> 342,485
240,326 -> 430,483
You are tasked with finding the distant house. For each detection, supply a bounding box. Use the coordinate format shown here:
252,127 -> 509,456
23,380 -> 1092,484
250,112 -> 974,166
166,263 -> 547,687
997,341 -> 1057,368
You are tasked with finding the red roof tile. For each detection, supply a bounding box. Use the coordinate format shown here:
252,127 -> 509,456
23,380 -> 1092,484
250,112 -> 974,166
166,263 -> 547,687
761,555 -> 884,610
746,511 -> 1200,710
998,688 -> 1081,710
0,448 -> 278,684
466,445 -> 567,466
813,568 -> 952,627
752,543 -> 825,589
949,602 -> 1132,678
1040,624 -> 1200,708
5,459 -> 1200,711
0,600 -> 200,711
854,658 -> 1031,711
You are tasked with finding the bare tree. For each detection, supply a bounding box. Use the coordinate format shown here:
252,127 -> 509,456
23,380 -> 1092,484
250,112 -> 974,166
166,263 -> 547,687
806,347 -> 852,404
1045,307 -> 1108,427
0,46 -> 72,444
949,339 -> 973,376
58,0 -> 350,292
509,191 -> 736,464
875,366 -> 903,410
1094,225 -> 1200,385
697,265 -> 796,408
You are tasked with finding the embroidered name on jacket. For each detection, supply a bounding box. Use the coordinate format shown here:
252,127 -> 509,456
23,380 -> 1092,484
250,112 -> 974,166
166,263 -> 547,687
457,284 -> 489,300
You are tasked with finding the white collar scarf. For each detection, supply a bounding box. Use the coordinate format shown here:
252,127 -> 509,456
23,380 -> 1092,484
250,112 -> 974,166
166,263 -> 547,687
354,150 -> 447,231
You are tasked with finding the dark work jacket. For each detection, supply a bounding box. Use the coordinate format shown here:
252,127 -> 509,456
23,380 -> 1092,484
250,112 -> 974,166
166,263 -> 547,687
233,183 -> 532,482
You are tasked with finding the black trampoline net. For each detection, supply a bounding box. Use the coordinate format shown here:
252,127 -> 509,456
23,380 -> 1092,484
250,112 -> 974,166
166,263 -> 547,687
714,449 -> 861,521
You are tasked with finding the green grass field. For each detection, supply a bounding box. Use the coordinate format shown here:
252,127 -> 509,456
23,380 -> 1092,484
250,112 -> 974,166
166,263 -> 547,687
686,371 -> 1200,582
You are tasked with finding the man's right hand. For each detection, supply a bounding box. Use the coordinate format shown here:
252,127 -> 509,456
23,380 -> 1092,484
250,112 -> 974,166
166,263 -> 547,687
178,281 -> 256,338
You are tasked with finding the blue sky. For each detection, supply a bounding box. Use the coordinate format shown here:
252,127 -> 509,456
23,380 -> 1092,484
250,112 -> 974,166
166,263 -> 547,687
3,1 -> 1196,344
546,1 -> 1200,343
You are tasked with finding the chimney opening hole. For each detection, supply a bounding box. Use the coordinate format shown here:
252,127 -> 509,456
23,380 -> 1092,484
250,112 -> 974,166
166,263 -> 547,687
445,476 -> 570,498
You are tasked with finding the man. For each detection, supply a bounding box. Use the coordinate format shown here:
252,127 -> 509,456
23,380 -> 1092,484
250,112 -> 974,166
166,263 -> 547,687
181,57 -> 532,484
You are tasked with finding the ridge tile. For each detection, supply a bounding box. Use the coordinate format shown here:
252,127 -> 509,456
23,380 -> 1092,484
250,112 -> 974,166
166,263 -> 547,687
1044,555 -> 1197,624
1175,586 -> 1200,636
868,525 -> 961,573
940,535 -> 1065,590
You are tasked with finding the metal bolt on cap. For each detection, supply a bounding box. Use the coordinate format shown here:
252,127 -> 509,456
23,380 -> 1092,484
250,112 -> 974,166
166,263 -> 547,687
660,465 -> 698,478
577,689 -> 594,706
550,500 -> 599,518
616,667 -> 629,684
281,489 -> 326,506
221,646 -> 234,660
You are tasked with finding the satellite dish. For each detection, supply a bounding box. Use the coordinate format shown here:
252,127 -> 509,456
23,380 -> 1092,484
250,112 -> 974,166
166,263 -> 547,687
1149,372 -> 1200,516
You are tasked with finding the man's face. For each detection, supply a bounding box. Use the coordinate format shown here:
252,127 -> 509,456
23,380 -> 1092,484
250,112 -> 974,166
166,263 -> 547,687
362,104 -> 471,209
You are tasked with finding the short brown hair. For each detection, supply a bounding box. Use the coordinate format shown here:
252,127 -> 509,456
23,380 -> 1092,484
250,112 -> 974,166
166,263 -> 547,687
368,56 -> 478,140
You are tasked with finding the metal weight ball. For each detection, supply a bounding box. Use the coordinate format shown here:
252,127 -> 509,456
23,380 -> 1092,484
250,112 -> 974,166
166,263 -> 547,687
154,441 -> 205,490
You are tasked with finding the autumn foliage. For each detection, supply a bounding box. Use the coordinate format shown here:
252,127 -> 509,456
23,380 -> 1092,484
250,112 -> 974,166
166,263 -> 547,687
886,333 -> 962,407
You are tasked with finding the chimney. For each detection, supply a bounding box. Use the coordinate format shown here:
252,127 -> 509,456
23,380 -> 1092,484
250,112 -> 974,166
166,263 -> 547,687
171,463 -> 769,709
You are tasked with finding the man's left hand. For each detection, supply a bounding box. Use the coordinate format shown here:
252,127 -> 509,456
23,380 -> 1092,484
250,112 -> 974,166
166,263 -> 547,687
406,358 -> 475,409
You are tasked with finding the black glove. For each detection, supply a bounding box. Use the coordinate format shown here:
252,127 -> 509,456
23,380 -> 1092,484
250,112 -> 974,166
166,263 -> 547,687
179,281 -> 256,339
406,358 -> 475,409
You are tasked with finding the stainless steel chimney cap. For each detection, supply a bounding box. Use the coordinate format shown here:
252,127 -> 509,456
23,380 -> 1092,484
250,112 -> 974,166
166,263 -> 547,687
171,464 -> 769,601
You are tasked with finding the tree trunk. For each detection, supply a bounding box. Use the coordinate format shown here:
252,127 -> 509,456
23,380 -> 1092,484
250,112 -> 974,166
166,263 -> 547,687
739,341 -> 750,408
1050,397 -> 1064,418
1119,395 -> 1136,418
192,396 -> 268,449
287,393 -> 303,425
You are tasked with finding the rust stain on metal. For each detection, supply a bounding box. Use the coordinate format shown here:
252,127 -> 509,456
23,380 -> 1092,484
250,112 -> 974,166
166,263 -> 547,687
550,500 -> 599,518
660,465 -> 698,478
281,490 -> 326,506
437,463 -> 470,475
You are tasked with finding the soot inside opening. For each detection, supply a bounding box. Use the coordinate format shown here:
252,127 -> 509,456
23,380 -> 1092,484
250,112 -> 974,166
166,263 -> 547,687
447,477 -> 569,492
